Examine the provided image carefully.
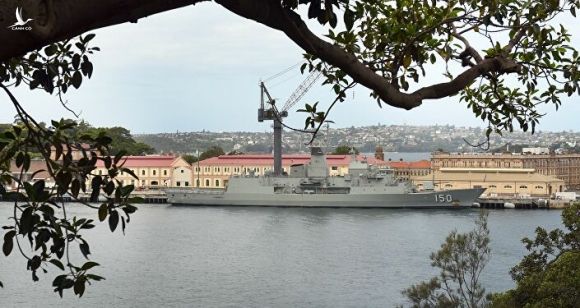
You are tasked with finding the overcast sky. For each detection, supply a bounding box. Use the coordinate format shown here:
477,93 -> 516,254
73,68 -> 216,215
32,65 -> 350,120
3,2 -> 579,133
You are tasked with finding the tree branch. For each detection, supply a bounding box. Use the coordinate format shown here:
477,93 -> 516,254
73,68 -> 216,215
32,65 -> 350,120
216,0 -> 525,111
0,0 -> 208,60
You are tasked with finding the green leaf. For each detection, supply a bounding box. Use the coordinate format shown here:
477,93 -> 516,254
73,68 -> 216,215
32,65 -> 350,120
120,185 -> 134,197
121,168 -> 138,180
81,60 -> 94,78
74,278 -> 85,297
49,259 -> 65,271
3,230 -> 16,256
98,203 -> 108,222
81,261 -> 99,271
71,71 -> 82,89
344,9 -> 355,31
108,210 -> 119,232
33,180 -> 45,198
79,241 -> 91,259
86,274 -> 105,281
71,179 -> 81,198
114,150 -> 127,164
84,33 -> 96,42
403,55 -> 412,68
44,45 -> 58,57
72,54 -> 81,70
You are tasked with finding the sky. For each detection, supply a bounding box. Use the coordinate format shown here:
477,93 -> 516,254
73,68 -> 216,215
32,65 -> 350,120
2,2 -> 579,134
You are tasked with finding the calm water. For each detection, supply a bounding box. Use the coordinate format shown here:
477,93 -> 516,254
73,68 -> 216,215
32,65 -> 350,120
0,203 -> 562,307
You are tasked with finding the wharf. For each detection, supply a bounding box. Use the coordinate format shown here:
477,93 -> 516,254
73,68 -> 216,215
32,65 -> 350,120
476,197 -> 565,209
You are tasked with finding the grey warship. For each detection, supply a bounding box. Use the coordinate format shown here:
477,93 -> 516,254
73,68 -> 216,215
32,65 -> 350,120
167,147 -> 484,208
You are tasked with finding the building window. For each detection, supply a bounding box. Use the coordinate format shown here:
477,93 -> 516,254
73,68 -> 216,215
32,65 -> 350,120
196,179 -> 200,187
205,179 -> 210,187
176,181 -> 181,187
141,170 -> 146,176
153,170 -> 156,176
163,170 -> 168,176
215,179 -> 220,187
98,170 -> 103,175
185,181 -> 189,187
445,184 -> 453,188
331,166 -> 338,171
141,180 -> 146,186
504,185 -> 513,189
180,169 -> 184,174
519,185 -> 528,189
489,185 -> 497,188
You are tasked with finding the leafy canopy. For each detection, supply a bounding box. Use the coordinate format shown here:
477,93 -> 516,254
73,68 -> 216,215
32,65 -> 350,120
490,203 -> 580,307
282,0 -> 579,139
402,211 -> 491,307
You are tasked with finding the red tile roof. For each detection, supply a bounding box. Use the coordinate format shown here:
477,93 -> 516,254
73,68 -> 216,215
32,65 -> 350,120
96,155 -> 178,168
198,154 -> 388,166
387,160 -> 431,169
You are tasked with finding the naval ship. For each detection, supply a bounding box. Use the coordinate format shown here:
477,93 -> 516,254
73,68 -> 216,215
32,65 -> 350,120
167,147 -> 484,208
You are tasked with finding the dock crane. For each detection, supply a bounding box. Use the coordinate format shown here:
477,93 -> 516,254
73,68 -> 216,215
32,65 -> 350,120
258,69 -> 322,176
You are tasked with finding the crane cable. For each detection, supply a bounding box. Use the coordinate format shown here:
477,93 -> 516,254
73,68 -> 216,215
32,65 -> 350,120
262,60 -> 305,83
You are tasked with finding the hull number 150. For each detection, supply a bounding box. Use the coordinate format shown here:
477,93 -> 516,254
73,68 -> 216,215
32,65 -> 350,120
435,194 -> 453,203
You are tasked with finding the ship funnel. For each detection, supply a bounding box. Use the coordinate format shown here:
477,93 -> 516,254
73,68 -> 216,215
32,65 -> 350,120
307,147 -> 328,178
310,147 -> 324,156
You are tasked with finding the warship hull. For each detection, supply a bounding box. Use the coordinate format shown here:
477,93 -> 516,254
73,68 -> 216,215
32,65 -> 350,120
167,188 -> 485,208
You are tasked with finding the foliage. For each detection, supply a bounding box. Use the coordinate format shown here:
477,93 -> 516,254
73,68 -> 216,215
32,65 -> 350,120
490,203 -> 580,307
0,116 -> 140,297
0,34 -> 98,107
181,154 -> 198,165
76,125 -> 155,156
402,211 -> 491,307
0,35 -> 140,297
291,0 -> 579,140
332,145 -> 359,155
1,121 -> 155,156
199,146 -> 225,161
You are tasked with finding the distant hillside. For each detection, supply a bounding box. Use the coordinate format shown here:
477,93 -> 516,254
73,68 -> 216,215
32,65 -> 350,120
134,125 -> 580,155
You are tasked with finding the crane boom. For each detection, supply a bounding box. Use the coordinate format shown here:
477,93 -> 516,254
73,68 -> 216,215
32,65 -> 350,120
258,67 -> 322,176
281,70 -> 322,112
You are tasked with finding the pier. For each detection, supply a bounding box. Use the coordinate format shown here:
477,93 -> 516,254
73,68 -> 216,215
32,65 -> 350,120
476,197 -> 554,209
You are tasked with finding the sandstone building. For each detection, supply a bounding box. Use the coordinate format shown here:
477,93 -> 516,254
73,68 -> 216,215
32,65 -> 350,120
431,153 -> 580,190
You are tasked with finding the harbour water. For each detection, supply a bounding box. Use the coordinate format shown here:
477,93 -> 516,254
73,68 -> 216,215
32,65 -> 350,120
0,203 -> 563,307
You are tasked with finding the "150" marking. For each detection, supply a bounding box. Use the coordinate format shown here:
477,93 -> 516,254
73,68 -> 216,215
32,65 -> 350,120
435,194 -> 453,203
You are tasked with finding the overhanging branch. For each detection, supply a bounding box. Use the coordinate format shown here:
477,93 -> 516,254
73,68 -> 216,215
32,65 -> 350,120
217,0 -> 526,111
0,0 -> 208,60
